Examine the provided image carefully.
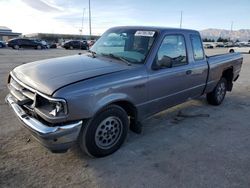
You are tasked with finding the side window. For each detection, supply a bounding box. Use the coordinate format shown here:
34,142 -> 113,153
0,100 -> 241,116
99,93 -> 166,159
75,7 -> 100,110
155,35 -> 187,69
21,39 -> 29,45
28,40 -> 34,45
190,34 -> 204,60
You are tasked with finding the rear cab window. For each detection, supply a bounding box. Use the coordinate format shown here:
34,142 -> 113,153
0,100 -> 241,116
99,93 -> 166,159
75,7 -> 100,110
190,34 -> 205,61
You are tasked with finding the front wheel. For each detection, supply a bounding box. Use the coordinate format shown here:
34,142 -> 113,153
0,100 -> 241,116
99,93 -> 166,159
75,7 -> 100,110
79,105 -> 129,157
229,49 -> 234,53
207,78 -> 227,105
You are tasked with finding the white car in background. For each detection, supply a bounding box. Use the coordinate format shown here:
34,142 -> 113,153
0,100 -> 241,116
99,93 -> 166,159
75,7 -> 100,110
229,46 -> 250,54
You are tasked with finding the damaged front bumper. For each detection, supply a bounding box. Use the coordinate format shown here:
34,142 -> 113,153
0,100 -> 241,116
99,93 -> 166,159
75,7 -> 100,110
5,94 -> 82,153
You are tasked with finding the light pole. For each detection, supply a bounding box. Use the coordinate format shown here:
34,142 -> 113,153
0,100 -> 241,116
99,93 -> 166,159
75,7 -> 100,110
180,11 -> 183,28
89,0 -> 92,40
80,8 -> 86,36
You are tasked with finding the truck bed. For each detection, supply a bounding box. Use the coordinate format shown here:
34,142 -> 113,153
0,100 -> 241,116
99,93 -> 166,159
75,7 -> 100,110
205,52 -> 243,93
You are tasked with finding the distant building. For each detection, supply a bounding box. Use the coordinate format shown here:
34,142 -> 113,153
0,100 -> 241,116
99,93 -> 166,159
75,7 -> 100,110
24,33 -> 100,43
0,26 -> 22,41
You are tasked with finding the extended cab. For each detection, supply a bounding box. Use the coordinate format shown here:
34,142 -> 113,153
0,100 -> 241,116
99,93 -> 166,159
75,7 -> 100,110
6,26 -> 243,157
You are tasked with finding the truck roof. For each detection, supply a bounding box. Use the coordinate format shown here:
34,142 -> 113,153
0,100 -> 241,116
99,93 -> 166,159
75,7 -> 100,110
108,26 -> 199,34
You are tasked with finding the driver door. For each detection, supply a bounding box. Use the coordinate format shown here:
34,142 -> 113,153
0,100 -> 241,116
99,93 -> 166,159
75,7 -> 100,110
147,34 -> 195,115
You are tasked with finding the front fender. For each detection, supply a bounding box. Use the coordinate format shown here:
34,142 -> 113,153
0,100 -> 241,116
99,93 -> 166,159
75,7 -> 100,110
93,93 -> 134,114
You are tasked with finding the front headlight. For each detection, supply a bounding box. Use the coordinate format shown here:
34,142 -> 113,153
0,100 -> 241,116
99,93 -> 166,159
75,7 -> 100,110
35,95 -> 67,119
49,101 -> 64,117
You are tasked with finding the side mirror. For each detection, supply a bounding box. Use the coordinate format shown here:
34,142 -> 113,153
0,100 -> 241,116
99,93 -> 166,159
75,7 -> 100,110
158,55 -> 173,68
152,56 -> 173,70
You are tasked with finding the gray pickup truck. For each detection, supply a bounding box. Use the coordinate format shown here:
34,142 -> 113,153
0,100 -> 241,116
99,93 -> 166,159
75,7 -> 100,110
6,26 -> 243,157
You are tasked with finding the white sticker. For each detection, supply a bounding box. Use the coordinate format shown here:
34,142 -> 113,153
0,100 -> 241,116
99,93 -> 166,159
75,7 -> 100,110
135,31 -> 155,37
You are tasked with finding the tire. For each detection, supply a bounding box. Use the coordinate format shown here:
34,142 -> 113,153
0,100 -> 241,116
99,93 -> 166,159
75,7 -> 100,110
37,45 -> 42,50
229,49 -> 234,53
14,45 -> 19,50
69,46 -> 73,50
207,78 -> 227,105
0,44 -> 2,48
79,105 -> 129,157
249,50 -> 250,54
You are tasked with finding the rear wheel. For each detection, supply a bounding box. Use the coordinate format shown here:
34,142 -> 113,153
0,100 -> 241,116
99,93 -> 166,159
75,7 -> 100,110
69,46 -> 73,50
37,45 -> 42,50
229,49 -> 234,53
79,105 -> 129,157
207,78 -> 227,105
14,45 -> 19,50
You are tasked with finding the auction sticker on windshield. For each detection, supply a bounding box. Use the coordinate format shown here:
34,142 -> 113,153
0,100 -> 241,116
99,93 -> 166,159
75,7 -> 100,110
135,31 -> 155,37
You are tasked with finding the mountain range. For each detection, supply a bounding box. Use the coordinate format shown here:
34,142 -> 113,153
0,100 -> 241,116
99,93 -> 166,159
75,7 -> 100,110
199,29 -> 250,42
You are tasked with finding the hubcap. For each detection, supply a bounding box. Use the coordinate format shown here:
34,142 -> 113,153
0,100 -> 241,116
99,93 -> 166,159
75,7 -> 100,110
95,116 -> 122,149
217,82 -> 226,102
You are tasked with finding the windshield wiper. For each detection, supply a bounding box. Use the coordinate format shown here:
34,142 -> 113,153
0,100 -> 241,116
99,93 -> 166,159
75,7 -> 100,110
87,50 -> 96,58
100,53 -> 131,66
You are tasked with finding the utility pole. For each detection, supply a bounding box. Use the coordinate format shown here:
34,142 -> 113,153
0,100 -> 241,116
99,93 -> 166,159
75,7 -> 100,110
230,21 -> 233,42
180,11 -> 183,28
88,0 -> 92,39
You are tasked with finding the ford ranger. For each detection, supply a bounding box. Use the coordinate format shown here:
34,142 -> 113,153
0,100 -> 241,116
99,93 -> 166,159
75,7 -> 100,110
6,26 -> 243,157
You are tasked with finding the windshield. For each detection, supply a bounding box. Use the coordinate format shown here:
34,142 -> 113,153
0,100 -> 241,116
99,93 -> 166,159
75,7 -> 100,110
91,28 -> 157,64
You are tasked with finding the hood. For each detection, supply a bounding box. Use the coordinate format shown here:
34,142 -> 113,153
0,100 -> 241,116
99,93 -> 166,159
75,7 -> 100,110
12,55 -> 129,95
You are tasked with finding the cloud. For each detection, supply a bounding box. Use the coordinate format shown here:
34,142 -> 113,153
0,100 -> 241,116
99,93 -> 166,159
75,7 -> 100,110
21,0 -> 62,12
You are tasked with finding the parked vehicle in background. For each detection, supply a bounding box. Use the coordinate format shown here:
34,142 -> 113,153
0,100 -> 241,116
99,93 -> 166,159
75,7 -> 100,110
88,40 -> 96,47
7,38 -> 47,50
0,41 -> 6,48
204,43 -> 214,49
216,44 -> 225,48
47,42 -> 57,49
63,40 -> 89,50
224,42 -> 235,48
6,26 -> 243,157
237,42 -> 250,47
229,46 -> 250,53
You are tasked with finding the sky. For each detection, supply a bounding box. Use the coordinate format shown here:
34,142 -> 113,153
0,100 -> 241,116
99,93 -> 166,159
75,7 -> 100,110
0,0 -> 249,35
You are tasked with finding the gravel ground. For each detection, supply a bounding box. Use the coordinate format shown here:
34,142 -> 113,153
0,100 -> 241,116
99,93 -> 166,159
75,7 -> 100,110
0,48 -> 250,188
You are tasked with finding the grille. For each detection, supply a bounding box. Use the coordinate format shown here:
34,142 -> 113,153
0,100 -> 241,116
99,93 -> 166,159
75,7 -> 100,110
8,77 -> 36,106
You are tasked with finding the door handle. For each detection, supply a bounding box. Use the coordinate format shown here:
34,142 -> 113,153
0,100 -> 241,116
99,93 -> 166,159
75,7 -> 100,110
186,70 -> 192,75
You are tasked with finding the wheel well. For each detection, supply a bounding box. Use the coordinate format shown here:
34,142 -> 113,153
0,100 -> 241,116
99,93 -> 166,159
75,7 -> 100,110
112,101 -> 137,121
222,68 -> 234,91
